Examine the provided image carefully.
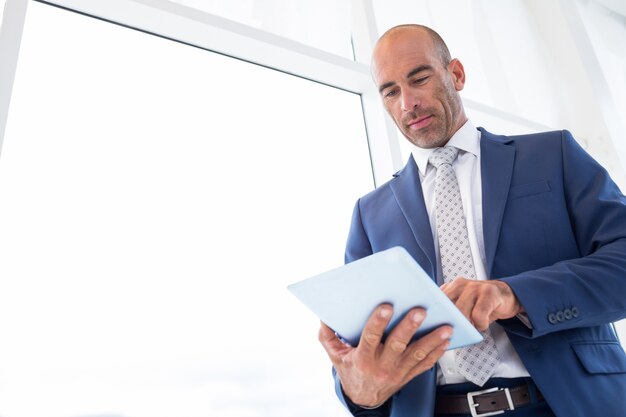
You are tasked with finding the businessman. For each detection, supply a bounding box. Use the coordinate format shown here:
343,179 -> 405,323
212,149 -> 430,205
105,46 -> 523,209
318,24 -> 626,417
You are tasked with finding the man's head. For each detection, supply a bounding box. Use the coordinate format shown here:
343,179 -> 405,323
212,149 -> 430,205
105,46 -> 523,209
371,24 -> 467,149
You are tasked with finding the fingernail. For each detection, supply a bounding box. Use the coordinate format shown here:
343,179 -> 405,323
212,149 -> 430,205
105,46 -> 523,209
380,306 -> 391,318
441,328 -> 452,339
412,310 -> 425,323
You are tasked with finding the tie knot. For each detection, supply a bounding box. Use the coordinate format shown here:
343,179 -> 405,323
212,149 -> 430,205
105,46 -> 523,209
429,146 -> 459,168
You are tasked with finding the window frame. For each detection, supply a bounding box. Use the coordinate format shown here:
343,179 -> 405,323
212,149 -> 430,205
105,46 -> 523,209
0,0 -> 402,186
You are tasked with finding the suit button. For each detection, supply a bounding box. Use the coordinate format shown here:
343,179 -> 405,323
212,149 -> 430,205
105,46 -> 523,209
564,309 -> 573,320
571,307 -> 579,318
556,311 -> 565,322
548,313 -> 558,324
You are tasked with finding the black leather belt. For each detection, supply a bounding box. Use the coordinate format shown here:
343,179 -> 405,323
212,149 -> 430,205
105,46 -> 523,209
435,384 -> 543,416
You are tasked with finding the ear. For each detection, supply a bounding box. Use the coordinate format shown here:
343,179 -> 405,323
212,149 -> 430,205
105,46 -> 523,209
448,58 -> 466,91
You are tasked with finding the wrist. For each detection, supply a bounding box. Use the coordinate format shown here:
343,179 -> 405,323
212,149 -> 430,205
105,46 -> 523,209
341,383 -> 389,410
495,280 -> 523,316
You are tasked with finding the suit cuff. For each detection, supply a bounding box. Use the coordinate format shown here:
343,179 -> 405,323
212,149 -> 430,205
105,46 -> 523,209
342,386 -> 392,417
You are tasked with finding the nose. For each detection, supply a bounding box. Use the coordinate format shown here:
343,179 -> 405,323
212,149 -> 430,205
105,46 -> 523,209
400,91 -> 419,112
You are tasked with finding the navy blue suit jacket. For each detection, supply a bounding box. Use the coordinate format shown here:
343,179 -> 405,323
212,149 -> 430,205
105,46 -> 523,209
334,129 -> 626,417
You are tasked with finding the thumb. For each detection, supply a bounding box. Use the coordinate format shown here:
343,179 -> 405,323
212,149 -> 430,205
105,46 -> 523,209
319,322 -> 352,362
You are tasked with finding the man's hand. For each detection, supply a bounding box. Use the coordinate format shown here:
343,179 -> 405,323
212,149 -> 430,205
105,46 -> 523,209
441,278 -> 523,331
318,305 -> 451,408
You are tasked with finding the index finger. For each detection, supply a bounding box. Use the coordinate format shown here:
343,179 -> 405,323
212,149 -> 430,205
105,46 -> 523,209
441,277 -> 467,301
357,303 -> 393,357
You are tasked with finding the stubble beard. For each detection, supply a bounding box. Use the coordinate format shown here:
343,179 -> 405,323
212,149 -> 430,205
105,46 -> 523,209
401,89 -> 464,149
400,111 -> 450,149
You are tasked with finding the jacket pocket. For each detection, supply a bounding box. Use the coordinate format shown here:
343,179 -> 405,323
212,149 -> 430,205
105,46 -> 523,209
571,341 -> 626,374
508,180 -> 551,200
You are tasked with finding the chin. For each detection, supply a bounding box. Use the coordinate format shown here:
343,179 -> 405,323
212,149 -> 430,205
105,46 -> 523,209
405,129 -> 446,149
410,137 -> 444,149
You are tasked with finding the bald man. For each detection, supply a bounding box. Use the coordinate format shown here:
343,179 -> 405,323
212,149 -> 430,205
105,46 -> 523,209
318,25 -> 626,417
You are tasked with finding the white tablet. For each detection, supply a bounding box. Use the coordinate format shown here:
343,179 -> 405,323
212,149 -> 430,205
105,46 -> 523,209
288,246 -> 482,350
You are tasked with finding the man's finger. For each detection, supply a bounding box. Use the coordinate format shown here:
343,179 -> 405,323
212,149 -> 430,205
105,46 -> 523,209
379,308 -> 426,365
357,304 -> 393,357
471,296 -> 497,331
399,325 -> 452,370
318,322 -> 351,362
441,277 -> 467,301
406,338 -> 450,380
453,287 -> 478,324
451,281 -> 505,331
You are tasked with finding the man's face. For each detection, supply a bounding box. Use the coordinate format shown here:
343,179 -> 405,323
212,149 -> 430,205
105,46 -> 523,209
372,29 -> 466,149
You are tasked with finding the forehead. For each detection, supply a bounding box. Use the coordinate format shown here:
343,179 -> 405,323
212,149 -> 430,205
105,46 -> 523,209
372,29 -> 439,86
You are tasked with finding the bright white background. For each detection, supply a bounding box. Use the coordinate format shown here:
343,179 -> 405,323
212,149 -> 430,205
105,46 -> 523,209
0,2 -> 372,416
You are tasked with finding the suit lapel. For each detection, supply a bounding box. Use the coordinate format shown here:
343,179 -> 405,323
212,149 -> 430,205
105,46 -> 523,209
389,155 -> 437,278
479,128 -> 515,277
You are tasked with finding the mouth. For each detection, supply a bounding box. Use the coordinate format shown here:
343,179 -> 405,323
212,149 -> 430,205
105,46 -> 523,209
407,115 -> 433,130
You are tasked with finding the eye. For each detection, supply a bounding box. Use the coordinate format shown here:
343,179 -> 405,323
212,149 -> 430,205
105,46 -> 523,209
411,76 -> 429,85
383,88 -> 399,99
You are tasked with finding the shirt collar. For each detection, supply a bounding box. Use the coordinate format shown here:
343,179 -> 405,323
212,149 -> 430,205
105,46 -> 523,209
410,120 -> 480,176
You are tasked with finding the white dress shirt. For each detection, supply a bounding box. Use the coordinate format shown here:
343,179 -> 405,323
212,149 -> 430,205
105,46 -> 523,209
410,120 -> 530,384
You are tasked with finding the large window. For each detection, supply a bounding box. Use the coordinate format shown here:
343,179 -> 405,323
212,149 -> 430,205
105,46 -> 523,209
0,2 -> 372,416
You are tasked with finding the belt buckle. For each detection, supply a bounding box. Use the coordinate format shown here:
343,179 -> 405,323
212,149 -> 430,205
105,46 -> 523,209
466,387 -> 515,417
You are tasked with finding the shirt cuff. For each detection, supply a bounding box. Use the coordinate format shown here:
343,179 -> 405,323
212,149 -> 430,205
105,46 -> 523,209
517,312 -> 533,328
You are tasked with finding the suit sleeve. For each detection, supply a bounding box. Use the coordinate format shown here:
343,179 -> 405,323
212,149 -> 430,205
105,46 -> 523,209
500,130 -> 626,338
345,198 -> 374,264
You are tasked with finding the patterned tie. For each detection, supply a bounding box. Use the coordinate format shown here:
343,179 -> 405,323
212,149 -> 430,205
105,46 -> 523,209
429,146 -> 500,387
